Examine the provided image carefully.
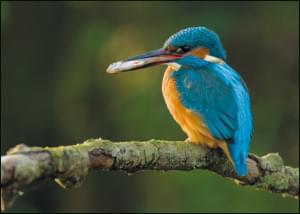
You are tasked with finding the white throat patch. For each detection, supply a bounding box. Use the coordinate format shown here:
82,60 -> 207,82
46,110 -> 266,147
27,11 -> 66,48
166,55 -> 224,71
203,55 -> 224,64
166,62 -> 182,71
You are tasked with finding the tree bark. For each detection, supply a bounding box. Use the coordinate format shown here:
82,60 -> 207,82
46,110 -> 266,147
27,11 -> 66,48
1,138 -> 299,210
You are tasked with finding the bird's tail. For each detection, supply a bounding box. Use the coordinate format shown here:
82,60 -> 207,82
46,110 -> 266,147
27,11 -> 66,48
228,85 -> 252,176
228,142 -> 248,176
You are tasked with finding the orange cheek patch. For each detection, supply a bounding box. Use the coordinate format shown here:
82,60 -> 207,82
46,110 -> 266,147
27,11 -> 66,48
186,47 -> 209,59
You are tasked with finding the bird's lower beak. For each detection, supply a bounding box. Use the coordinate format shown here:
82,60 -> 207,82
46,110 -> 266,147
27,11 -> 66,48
106,48 -> 181,74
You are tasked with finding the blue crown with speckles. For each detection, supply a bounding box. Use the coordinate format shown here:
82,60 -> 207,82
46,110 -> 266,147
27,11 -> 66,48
164,27 -> 227,60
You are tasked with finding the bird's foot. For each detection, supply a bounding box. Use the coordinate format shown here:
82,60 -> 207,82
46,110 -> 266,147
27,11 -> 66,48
184,138 -> 210,151
184,138 -> 201,145
184,138 -> 191,143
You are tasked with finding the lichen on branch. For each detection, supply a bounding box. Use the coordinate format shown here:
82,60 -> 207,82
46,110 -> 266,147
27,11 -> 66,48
1,138 -> 299,211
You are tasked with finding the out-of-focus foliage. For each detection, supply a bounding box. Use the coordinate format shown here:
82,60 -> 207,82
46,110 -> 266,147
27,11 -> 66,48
1,1 -> 299,212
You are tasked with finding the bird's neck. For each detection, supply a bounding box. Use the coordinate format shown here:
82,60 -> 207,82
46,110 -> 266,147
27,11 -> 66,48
162,66 -> 177,103
166,62 -> 181,71
163,66 -> 176,82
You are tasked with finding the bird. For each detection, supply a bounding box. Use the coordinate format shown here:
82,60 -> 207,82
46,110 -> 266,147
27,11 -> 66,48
106,26 -> 253,176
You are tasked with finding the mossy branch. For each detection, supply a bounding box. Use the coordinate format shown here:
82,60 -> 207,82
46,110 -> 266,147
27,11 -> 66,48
1,138 -> 299,210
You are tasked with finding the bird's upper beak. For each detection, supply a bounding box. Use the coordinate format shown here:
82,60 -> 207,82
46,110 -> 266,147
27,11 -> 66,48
106,48 -> 181,74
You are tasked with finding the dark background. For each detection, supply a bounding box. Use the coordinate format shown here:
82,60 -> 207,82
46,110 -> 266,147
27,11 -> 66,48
1,1 -> 299,212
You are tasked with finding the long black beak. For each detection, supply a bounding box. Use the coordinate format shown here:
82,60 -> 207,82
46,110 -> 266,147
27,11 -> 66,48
106,48 -> 181,74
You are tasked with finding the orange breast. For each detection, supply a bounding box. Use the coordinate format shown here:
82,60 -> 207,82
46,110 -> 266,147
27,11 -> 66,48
162,66 -> 231,156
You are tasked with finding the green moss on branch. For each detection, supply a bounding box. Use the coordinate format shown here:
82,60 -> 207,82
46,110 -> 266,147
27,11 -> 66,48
1,138 -> 299,211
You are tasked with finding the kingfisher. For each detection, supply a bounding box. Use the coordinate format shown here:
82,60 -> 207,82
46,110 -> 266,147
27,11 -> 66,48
106,26 -> 253,176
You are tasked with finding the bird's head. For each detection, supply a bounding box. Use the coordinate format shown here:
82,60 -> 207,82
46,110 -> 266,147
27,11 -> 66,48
107,26 -> 226,74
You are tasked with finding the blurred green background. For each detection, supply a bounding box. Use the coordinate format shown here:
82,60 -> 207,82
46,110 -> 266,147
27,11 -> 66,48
1,1 -> 299,213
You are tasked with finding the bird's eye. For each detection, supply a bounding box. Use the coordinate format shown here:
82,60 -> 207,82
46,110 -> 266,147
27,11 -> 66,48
166,45 -> 191,54
182,45 -> 191,52
175,45 -> 191,54
176,47 -> 183,53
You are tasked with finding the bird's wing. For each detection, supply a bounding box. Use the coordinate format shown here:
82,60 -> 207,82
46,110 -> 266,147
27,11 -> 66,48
173,62 -> 241,140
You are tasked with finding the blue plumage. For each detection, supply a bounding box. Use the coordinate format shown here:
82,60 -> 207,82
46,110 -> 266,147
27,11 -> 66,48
171,56 -> 252,175
107,26 -> 253,176
164,27 -> 227,60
